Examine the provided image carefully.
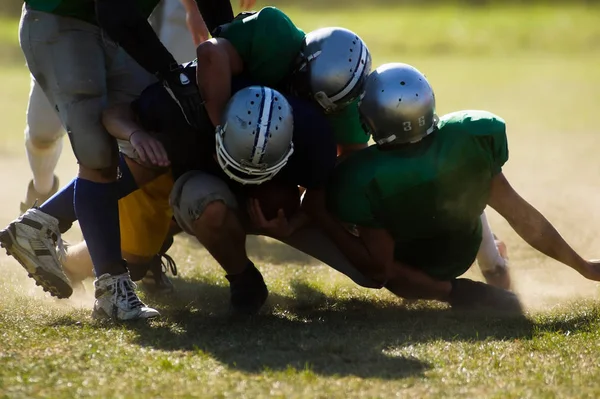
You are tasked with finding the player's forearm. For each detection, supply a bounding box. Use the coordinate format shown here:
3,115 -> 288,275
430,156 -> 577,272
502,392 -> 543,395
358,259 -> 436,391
384,262 -> 452,301
505,202 -> 586,272
102,105 -> 144,141
181,0 -> 208,45
313,213 -> 387,282
96,0 -> 177,77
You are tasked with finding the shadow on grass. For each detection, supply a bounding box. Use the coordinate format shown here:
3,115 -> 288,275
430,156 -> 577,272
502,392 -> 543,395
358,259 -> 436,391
46,277 -> 600,380
49,277 -> 563,380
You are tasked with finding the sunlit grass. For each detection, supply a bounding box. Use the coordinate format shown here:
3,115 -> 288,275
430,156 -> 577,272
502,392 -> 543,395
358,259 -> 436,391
1,4 -> 600,398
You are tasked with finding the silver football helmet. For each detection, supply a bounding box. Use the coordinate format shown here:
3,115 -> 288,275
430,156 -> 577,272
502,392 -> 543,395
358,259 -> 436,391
297,27 -> 371,114
359,63 -> 438,145
215,86 -> 294,185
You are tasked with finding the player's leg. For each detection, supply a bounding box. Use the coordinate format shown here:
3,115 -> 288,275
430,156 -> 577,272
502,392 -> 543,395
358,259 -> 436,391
270,227 -> 383,289
0,7 -> 88,299
118,169 -> 177,293
476,211 -> 511,289
7,7 -> 158,319
61,170 -> 177,286
170,171 -> 268,314
21,78 -> 63,213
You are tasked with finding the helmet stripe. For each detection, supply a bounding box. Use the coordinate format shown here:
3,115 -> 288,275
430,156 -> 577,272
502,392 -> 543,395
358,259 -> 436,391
258,89 -> 276,165
250,87 -> 273,165
329,42 -> 368,103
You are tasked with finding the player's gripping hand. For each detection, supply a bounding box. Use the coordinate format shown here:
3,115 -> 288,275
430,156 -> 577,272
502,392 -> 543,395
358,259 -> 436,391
129,130 -> 170,167
247,198 -> 293,238
448,278 -> 523,314
161,65 -> 204,129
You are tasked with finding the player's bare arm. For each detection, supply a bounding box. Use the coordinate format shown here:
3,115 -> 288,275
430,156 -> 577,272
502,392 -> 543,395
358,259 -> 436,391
195,38 -> 243,126
102,105 -> 170,169
488,172 -> 600,280
302,189 -> 388,283
180,0 -> 209,46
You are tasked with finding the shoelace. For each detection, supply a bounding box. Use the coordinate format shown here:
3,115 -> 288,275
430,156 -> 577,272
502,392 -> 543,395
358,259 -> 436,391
111,276 -> 144,309
160,253 -> 178,276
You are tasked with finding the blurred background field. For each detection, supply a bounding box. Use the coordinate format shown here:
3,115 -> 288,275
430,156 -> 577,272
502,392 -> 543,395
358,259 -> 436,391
1,1 -> 600,398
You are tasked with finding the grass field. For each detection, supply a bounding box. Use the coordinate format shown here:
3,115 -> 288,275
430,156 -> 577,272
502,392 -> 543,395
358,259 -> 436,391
2,4 -> 600,398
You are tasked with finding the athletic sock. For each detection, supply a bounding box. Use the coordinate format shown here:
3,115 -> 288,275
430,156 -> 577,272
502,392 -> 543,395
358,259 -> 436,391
26,138 -> 63,195
38,155 -> 139,233
39,178 -> 76,232
476,212 -> 505,272
74,178 -> 127,276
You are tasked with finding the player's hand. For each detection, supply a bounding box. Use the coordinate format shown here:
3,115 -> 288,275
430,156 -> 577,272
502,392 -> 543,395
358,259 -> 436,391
161,65 -> 204,129
578,259 -> 600,281
448,278 -> 523,314
129,130 -> 170,167
239,0 -> 256,10
247,198 -> 292,238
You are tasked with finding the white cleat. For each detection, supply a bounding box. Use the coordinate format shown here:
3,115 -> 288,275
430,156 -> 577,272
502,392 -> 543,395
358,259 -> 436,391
0,208 -> 72,298
92,273 -> 160,321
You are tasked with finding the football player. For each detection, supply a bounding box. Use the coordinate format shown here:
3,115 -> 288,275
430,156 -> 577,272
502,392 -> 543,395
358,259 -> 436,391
1,0 -> 240,321
304,63 -> 600,311
18,0 -> 206,214
195,6 -> 372,158
102,68 -> 338,315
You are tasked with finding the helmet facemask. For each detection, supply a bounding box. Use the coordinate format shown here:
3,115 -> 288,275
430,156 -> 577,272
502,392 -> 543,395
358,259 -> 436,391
214,86 -> 295,185
215,124 -> 294,185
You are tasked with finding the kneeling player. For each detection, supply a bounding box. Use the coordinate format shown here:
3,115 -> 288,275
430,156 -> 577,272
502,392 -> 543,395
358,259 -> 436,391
305,63 -> 600,311
105,76 -> 338,315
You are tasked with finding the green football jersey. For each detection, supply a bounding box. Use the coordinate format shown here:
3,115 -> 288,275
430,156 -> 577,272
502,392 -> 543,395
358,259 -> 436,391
217,7 -> 305,88
25,0 -> 159,25
217,7 -> 370,146
327,98 -> 371,145
326,110 -> 509,280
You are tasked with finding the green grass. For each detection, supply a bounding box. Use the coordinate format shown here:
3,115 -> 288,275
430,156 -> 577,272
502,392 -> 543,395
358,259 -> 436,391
283,4 -> 600,56
2,3 -> 600,398
2,248 -> 600,398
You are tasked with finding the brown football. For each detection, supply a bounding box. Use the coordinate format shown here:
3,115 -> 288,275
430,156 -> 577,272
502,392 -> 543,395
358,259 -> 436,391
248,181 -> 302,220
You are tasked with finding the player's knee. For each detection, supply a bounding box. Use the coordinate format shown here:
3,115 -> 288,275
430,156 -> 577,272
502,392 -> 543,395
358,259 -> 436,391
26,120 -> 63,148
26,133 -> 62,151
196,200 -> 229,231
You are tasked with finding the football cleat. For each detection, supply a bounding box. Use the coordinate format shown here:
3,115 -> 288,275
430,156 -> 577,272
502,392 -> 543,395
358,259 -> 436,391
92,272 -> 160,321
0,208 -> 72,298
226,263 -> 268,315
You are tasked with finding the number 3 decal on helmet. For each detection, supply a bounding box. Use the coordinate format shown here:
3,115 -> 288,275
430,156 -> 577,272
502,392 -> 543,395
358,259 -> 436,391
359,63 -> 439,145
